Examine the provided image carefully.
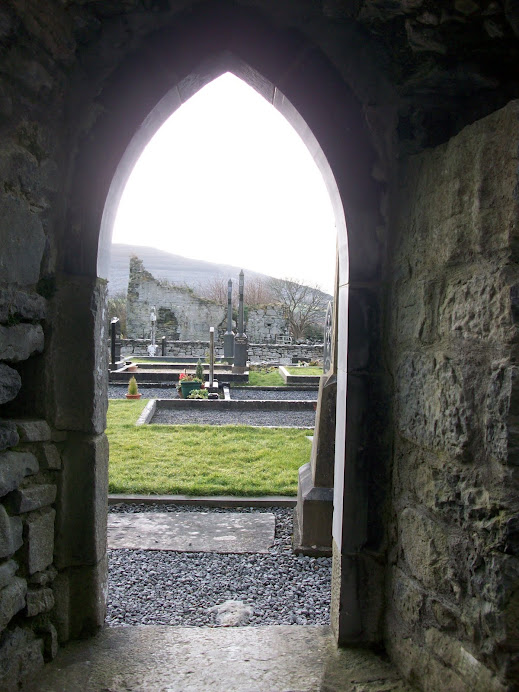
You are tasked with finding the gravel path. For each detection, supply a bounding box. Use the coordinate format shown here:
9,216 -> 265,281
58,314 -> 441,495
107,505 -> 331,628
151,408 -> 316,427
230,388 -> 318,401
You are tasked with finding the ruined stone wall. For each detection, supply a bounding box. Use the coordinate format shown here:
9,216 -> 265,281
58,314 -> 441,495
386,101 -> 519,690
246,306 -> 288,343
126,257 -> 227,341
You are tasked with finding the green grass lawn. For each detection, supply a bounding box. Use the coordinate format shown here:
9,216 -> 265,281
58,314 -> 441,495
285,366 -> 322,376
241,368 -> 285,386
107,400 -> 311,496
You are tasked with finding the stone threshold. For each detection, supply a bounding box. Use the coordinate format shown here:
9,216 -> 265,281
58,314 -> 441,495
108,494 -> 297,508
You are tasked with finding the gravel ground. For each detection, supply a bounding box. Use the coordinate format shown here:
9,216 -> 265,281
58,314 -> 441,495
230,388 -> 318,401
108,386 -> 318,401
151,408 -> 316,428
107,505 -> 331,628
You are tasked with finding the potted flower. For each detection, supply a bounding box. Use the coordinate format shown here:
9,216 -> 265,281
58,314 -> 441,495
126,376 -> 141,399
179,373 -> 203,398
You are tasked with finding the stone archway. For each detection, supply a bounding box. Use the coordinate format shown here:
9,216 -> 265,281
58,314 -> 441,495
60,5 -> 386,646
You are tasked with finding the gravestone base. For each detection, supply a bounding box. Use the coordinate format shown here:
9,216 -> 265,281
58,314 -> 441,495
292,462 -> 333,557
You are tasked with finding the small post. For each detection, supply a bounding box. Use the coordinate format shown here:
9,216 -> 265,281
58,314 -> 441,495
110,317 -> 119,367
161,335 -> 166,356
209,327 -> 215,387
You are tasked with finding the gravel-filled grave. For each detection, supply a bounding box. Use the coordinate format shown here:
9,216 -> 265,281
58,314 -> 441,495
107,505 -> 331,628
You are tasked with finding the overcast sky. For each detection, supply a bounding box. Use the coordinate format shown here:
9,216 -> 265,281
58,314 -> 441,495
112,72 -> 337,294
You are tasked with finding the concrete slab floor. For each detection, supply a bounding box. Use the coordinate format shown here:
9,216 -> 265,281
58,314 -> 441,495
22,625 -> 415,692
107,512 -> 275,553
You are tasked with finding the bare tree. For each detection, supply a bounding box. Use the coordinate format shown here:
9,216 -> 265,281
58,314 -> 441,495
268,277 -> 328,341
196,275 -> 273,307
107,292 -> 127,336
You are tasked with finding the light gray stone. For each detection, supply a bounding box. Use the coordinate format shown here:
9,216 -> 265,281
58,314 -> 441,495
13,420 -> 51,442
399,508 -> 449,590
0,505 -> 23,558
5,484 -> 57,514
0,324 -> 44,362
25,587 -> 54,617
0,559 -> 18,589
25,509 -> 55,574
0,421 -> 19,451
0,576 -> 27,629
0,626 -> 43,691
0,363 -> 21,404
107,512 -> 275,553
0,288 -> 47,323
0,451 -> 39,497
0,194 -> 45,285
37,444 -> 61,470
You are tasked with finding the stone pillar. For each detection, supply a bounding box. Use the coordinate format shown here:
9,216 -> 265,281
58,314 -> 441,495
293,297 -> 337,556
110,317 -> 120,370
233,270 -> 248,371
161,336 -> 166,356
209,327 -> 215,387
223,279 -> 235,359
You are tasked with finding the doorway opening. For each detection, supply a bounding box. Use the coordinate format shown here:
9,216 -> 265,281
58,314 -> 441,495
102,68 -> 341,629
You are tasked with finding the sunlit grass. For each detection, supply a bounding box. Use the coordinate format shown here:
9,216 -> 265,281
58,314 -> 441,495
285,366 -> 322,376
240,368 -> 285,386
107,400 -> 311,496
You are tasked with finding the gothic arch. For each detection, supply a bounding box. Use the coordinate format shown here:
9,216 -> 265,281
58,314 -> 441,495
62,3 -> 387,644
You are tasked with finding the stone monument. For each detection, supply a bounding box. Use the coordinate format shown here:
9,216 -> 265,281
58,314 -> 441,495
223,279 -> 235,359
147,305 -> 159,357
293,297 -> 336,556
233,270 -> 248,371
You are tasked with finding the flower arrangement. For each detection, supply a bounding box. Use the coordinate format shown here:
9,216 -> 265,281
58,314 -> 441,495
187,388 -> 208,399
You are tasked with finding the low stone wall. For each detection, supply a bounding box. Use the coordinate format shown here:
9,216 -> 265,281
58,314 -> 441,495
119,339 -> 323,364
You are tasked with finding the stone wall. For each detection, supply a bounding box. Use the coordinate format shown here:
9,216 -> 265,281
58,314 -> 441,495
386,101 -> 519,690
126,257 -> 227,341
120,339 -> 323,364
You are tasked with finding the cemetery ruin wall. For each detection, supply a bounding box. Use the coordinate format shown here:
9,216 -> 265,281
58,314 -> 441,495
125,257 -> 304,344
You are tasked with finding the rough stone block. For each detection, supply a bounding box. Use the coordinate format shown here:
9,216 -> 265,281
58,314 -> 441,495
0,287 -> 46,323
389,566 -> 425,628
25,587 -> 54,617
0,576 -> 27,630
0,626 -> 44,691
37,444 -> 61,470
0,559 -> 17,589
399,507 -> 449,591
38,621 -> 58,660
396,352 -> 470,458
28,565 -> 57,586
5,484 -> 56,514
50,277 -> 108,434
0,505 -> 22,558
25,509 -> 55,574
13,419 -> 51,442
0,421 -> 19,451
0,194 -> 45,285
0,324 -> 44,362
0,363 -> 21,404
0,451 -> 39,497
55,434 -> 108,569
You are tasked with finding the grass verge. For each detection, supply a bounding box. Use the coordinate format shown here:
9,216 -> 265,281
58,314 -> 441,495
241,368 -> 285,386
285,366 -> 322,376
107,400 -> 311,496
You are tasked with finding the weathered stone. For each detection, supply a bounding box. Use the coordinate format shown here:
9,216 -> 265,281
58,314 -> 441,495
28,565 -> 57,586
0,364 -> 21,405
0,576 -> 27,629
0,421 -> 19,451
399,508 -> 449,590
5,484 -> 56,514
389,566 -> 425,627
0,324 -> 44,362
0,559 -> 17,589
36,444 -> 61,470
0,194 -> 45,286
0,505 -> 23,558
38,622 -> 58,660
0,451 -> 38,498
0,288 -> 47,323
25,509 -> 55,574
0,626 -> 44,691
25,587 -> 54,617
13,419 -> 51,443
396,352 -> 470,458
